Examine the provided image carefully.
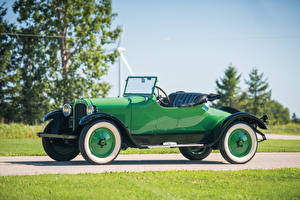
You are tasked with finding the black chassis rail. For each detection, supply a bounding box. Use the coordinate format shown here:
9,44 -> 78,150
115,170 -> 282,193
37,132 -> 77,140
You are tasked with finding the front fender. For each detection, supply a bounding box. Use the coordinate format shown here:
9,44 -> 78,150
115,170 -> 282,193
79,113 -> 139,148
79,113 -> 120,126
43,110 -> 63,122
42,110 -> 72,135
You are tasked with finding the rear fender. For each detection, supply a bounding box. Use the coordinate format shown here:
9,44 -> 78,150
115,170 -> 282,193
222,112 -> 267,130
79,113 -> 139,148
210,112 -> 267,147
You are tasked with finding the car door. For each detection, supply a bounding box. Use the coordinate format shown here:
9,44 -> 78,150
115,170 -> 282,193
130,97 -> 180,145
130,96 -> 178,134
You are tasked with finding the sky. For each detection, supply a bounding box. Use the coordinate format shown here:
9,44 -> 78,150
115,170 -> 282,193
3,0 -> 300,116
106,0 -> 300,116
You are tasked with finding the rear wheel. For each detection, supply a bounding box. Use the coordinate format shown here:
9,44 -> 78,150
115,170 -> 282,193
42,121 -> 79,161
219,122 -> 257,164
179,146 -> 212,160
79,120 -> 121,165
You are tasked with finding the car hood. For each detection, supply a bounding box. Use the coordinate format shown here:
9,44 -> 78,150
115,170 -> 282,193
86,96 -> 146,109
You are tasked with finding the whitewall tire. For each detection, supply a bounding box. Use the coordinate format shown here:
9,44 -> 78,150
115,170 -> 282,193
79,120 -> 121,165
219,122 -> 257,164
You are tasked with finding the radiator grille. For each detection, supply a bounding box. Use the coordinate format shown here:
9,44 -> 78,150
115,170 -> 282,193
75,103 -> 86,128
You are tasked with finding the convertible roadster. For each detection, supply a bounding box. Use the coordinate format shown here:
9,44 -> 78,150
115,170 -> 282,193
38,76 -> 267,164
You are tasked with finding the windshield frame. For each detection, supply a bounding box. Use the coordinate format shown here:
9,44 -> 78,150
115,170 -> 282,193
123,76 -> 157,97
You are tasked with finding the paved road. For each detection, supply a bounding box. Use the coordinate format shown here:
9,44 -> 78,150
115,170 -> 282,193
1,153 -> 300,176
264,133 -> 300,140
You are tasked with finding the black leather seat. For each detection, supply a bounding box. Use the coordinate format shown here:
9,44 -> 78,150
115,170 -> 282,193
168,91 -> 208,107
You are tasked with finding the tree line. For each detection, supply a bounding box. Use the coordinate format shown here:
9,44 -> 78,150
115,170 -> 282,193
213,64 -> 290,125
0,0 -> 120,124
0,1 -> 295,125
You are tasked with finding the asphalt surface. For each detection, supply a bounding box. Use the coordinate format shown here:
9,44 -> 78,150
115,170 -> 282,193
1,153 -> 299,176
264,133 -> 300,140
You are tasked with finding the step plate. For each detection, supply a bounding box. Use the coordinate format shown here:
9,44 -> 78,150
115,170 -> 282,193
141,143 -> 204,149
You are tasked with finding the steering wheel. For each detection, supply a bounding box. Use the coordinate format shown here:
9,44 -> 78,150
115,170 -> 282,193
155,86 -> 170,106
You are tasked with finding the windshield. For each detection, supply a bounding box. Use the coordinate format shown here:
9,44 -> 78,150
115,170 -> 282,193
124,76 -> 157,96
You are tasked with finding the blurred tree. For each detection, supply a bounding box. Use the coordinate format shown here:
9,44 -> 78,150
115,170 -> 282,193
214,64 -> 241,109
245,68 -> 271,116
0,6 -> 20,122
236,91 -> 249,111
15,27 -> 51,124
13,0 -> 121,106
1,5 -> 50,124
292,113 -> 300,124
265,100 -> 290,125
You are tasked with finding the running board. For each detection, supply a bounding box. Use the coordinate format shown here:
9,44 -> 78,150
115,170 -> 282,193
37,133 -> 77,139
140,142 -> 204,149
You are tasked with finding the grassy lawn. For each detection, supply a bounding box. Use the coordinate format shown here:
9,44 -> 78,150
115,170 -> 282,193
0,169 -> 299,200
1,123 -> 300,140
1,138 -> 300,156
0,139 -> 45,156
0,123 -> 44,139
263,123 -> 300,136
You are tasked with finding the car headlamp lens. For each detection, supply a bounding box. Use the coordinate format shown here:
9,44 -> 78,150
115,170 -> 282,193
86,105 -> 94,115
63,104 -> 72,117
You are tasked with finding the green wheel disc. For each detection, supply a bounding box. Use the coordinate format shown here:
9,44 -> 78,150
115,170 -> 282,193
89,127 -> 116,158
228,128 -> 252,157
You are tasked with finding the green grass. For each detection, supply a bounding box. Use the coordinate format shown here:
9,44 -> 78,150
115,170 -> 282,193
258,139 -> 300,152
263,123 -> 300,136
1,138 -> 300,156
0,169 -> 299,200
1,123 -> 300,140
0,139 -> 46,156
0,123 -> 45,139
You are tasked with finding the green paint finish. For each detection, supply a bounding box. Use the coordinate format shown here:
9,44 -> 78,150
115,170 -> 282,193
72,97 -> 132,131
66,76 -> 246,146
130,97 -> 230,135
228,128 -> 252,157
74,94 -> 230,140
88,127 -> 115,158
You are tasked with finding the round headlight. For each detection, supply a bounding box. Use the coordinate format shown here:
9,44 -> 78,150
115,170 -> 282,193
86,105 -> 94,115
63,104 -> 72,117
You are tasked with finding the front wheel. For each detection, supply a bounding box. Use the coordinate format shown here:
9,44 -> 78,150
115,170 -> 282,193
42,121 -> 79,161
179,146 -> 212,160
219,122 -> 258,164
79,120 -> 121,165
42,138 -> 79,161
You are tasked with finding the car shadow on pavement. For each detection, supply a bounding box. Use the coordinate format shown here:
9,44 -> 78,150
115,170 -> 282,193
5,159 -> 227,166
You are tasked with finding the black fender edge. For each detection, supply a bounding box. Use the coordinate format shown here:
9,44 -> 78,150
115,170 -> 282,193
222,112 -> 267,130
218,106 -> 240,114
79,113 -> 139,148
42,110 -> 72,136
43,110 -> 63,122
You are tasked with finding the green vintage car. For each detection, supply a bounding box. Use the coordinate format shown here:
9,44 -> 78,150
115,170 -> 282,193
38,76 -> 267,164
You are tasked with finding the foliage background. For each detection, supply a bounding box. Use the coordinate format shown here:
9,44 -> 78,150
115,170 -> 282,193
0,0 -> 120,124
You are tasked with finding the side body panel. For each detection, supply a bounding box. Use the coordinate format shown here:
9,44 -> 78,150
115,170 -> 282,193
130,96 -> 230,145
72,95 -> 231,146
